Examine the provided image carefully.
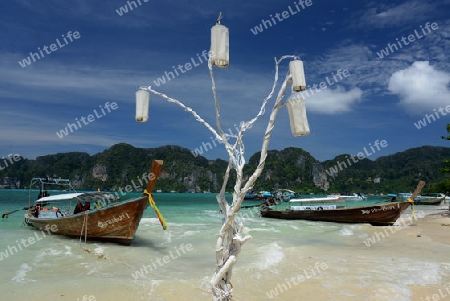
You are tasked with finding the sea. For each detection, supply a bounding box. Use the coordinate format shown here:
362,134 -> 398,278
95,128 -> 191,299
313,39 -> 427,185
0,190 -> 449,301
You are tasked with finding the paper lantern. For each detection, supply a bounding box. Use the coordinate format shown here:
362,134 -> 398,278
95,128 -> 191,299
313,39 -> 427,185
286,95 -> 310,136
289,60 -> 306,92
135,89 -> 150,122
210,23 -> 229,68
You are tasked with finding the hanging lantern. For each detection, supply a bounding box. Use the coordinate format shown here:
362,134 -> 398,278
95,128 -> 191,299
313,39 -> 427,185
286,94 -> 310,137
135,89 -> 150,122
289,60 -> 306,92
210,16 -> 229,68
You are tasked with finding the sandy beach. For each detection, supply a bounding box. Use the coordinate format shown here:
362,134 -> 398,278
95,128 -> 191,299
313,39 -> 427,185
408,211 -> 450,301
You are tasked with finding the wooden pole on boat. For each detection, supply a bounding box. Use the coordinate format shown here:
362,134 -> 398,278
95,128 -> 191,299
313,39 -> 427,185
143,160 -> 167,230
406,180 -> 426,220
146,159 -> 164,193
409,181 -> 425,201
2,206 -> 33,218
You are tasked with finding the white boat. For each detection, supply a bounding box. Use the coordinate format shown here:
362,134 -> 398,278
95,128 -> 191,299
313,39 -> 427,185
439,193 -> 450,201
288,195 -> 344,204
420,193 -> 450,201
275,189 -> 296,201
328,193 -> 366,201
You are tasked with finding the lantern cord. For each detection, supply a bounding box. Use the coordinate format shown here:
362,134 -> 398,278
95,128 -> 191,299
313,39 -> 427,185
216,12 -> 223,24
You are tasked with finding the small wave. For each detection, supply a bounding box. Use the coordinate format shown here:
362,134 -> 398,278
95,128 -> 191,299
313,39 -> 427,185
251,242 -> 285,271
289,225 -> 300,231
140,218 -> 160,226
202,210 -> 221,216
64,245 -> 72,255
45,248 -> 62,256
11,263 -> 35,283
93,244 -> 105,256
339,227 -> 354,236
246,227 -> 280,233
155,222 -> 208,228
163,231 -> 172,244
180,230 -> 201,237
331,257 -> 443,300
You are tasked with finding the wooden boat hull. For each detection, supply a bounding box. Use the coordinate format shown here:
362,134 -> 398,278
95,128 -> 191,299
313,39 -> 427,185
414,198 -> 443,205
24,196 -> 149,245
260,201 -> 411,226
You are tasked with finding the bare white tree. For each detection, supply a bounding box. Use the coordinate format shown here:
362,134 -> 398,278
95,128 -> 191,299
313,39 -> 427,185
136,17 -> 308,301
138,55 -> 302,300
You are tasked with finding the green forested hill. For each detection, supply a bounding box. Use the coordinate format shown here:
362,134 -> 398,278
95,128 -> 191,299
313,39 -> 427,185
0,143 -> 449,193
323,146 -> 450,193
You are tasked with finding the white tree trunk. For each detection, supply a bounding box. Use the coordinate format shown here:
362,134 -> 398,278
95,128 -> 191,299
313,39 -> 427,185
140,55 -> 298,301
211,70 -> 291,301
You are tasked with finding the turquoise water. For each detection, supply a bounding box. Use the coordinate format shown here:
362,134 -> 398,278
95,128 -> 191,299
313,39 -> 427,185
0,190 -> 449,301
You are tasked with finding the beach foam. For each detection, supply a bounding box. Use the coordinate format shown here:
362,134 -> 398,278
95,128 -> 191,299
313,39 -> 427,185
11,263 -> 34,283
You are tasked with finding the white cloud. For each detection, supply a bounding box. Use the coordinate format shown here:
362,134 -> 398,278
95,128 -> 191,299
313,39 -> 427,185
302,86 -> 363,114
388,61 -> 450,115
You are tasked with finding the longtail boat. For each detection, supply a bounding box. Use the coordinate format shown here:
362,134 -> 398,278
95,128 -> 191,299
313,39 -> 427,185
23,160 -> 166,245
261,181 -> 425,226
261,201 -> 412,226
393,192 -> 445,205
413,198 -> 444,205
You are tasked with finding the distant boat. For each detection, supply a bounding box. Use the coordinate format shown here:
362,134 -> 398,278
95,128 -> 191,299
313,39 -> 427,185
23,160 -> 166,245
413,198 -> 444,205
439,193 -> 450,201
258,191 -> 273,198
275,189 -> 296,202
261,198 -> 411,226
261,181 -> 425,226
394,192 -> 446,205
413,193 -> 445,205
243,192 -> 258,200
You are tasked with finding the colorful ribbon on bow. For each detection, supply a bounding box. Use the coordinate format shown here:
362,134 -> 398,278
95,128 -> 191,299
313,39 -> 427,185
407,198 -> 415,220
144,189 -> 167,230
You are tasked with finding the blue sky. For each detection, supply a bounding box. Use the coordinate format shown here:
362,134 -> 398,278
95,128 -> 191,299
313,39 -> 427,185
1,0 -> 449,163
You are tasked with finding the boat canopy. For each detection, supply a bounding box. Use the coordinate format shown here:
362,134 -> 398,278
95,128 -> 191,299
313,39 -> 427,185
276,189 -> 295,193
36,193 -> 83,203
35,192 -> 118,203
289,196 -> 342,203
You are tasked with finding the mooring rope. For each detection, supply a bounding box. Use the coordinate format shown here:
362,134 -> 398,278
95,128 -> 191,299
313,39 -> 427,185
79,212 -> 89,251
407,198 -> 415,220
